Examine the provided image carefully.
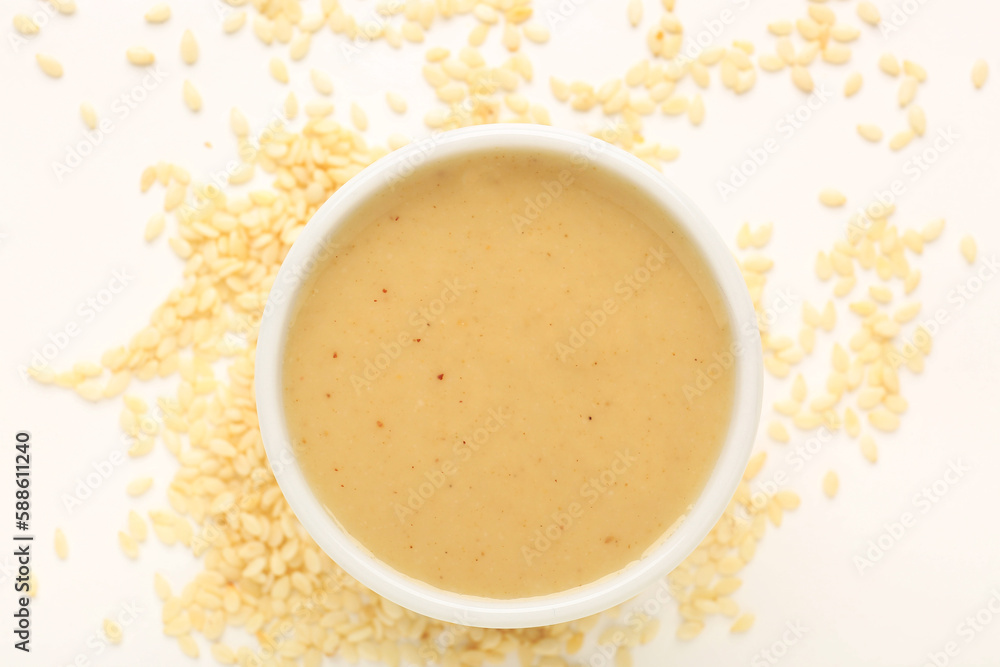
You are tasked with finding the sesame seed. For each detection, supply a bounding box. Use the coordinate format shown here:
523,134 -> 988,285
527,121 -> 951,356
768,20 -> 792,36
426,47 -> 449,62
126,47 -> 156,66
960,236 -> 977,264
922,218 -> 946,242
50,0 -> 76,15
822,471 -> 840,498
103,618 -> 124,644
524,23 -> 550,44
628,0 -> 643,27
868,408 -> 900,432
791,65 -> 814,93
269,57 -> 289,83
178,635 -> 199,658
54,528 -> 68,559
182,80 -> 202,112
844,71 -> 863,97
879,53 -> 901,77
290,33 -> 311,60
126,477 -> 153,497
743,451 -> 767,481
903,60 -> 927,82
118,531 -> 139,559
153,572 -> 171,600
144,3 -> 170,23
35,53 -> 64,78
898,76 -> 918,107
831,24 -> 860,42
676,621 -> 704,641
689,94 -> 705,125
860,435 -> 879,463
857,2 -> 881,25
908,106 -> 926,136
767,421 -> 790,443
402,21 -> 425,43
284,92 -> 298,119
80,102 -> 98,129
972,59 -> 989,89
310,68 -> 333,95
759,53 -> 785,72
889,129 -> 914,151
14,14 -> 40,35
350,103 -> 368,131
222,11 -> 246,34
819,189 -> 847,207
730,613 -> 755,633
229,107 -> 249,136
180,30 -> 199,65
823,44 -> 851,65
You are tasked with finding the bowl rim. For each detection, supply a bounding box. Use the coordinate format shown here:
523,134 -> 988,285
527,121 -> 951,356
255,123 -> 763,629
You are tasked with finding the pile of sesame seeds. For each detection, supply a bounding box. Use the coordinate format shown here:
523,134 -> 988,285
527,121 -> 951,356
16,0 -> 991,662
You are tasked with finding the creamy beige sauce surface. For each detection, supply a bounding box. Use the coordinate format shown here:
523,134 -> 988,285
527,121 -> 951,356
282,150 -> 736,599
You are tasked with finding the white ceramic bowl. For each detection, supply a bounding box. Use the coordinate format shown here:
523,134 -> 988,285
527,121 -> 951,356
256,124 -> 763,629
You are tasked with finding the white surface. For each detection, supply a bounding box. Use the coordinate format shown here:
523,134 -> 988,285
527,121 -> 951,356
1,0 -> 999,665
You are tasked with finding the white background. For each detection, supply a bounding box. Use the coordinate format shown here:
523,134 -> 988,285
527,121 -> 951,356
1,0 -> 999,665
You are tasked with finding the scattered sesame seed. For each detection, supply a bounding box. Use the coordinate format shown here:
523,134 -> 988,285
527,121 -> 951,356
144,3 -> 171,23
908,106 -> 926,136
180,30 -> 199,65
269,57 -> 289,84
103,618 -> 124,644
182,80 -> 202,112
80,102 -> 98,129
898,76 -> 918,107
767,421 -> 790,443
35,53 -> 64,78
730,613 -> 755,633
13,14 -> 40,35
819,189 -> 847,207
889,129 -> 915,151
222,11 -> 246,34
54,528 -> 68,560
350,102 -> 368,130
791,65 -> 814,93
878,53 -> 900,76
972,59 -> 989,89
857,2 -> 881,26
960,235 -> 977,264
844,71 -> 863,97
126,46 -> 156,66
126,477 -> 153,497
860,434 -> 879,463
823,471 -> 840,498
